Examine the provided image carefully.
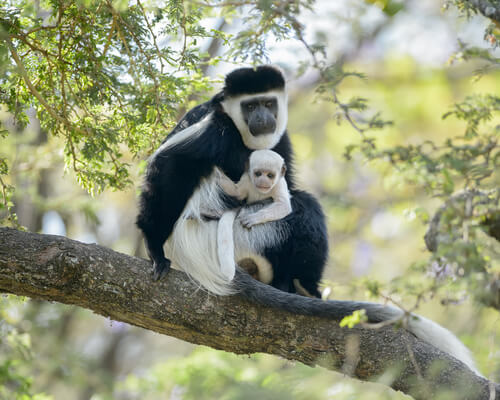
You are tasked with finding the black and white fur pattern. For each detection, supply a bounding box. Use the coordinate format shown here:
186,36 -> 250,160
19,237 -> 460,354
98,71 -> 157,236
216,150 -> 292,281
234,270 -> 479,374
137,65 -> 478,373
137,65 -> 326,297
221,91 -> 288,150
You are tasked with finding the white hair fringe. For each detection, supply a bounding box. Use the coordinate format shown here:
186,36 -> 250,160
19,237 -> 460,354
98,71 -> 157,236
164,168 -> 290,295
164,169 -> 235,295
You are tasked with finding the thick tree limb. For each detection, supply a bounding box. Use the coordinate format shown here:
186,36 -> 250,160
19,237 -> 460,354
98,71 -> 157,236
0,227 -> 498,399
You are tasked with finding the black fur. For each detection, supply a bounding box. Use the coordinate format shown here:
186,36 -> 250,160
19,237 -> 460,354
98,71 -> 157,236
233,268 -> 397,322
136,67 -> 474,369
269,190 -> 328,297
224,66 -> 286,97
137,66 -> 327,296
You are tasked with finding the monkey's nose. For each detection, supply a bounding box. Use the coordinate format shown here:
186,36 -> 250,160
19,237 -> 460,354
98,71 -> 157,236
249,115 -> 276,136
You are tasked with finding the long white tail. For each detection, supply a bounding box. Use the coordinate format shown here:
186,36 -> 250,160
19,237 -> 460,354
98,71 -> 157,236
235,273 -> 480,375
217,210 -> 238,281
366,304 -> 479,374
406,312 -> 479,374
165,216 -> 235,295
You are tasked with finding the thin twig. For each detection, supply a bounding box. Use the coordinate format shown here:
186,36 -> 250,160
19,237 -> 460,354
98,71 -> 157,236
137,0 -> 165,73
6,36 -> 88,137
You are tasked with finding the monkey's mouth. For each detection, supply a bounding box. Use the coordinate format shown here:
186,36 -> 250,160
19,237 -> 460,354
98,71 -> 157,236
250,127 -> 275,136
256,185 -> 271,192
248,117 -> 276,137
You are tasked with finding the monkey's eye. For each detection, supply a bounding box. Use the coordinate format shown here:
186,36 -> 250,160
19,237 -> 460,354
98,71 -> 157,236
246,104 -> 256,111
267,173 -> 275,179
255,171 -> 262,177
265,101 -> 273,108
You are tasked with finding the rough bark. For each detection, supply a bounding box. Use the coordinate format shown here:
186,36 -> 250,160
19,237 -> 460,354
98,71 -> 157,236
0,227 -> 498,400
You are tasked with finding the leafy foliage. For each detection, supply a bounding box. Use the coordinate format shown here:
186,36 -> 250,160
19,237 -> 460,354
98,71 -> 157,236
118,347 -> 404,400
0,0 -> 318,198
0,0 -> 217,195
339,309 -> 367,328
0,296 -> 53,400
330,2 -> 500,311
1,0 -> 500,398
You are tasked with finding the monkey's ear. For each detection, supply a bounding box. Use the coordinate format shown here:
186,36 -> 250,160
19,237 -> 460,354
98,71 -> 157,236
281,163 -> 287,176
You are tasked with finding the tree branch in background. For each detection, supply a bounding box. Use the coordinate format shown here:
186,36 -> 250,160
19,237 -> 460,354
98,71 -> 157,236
0,227 -> 498,400
463,0 -> 500,25
424,188 -> 500,310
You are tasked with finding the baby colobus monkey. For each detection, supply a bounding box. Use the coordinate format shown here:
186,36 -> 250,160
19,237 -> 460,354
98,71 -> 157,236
216,150 -> 292,281
219,150 -> 291,227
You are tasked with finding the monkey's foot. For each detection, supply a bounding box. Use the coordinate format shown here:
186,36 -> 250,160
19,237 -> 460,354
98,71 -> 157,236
152,259 -> 171,281
238,258 -> 259,280
293,279 -> 321,298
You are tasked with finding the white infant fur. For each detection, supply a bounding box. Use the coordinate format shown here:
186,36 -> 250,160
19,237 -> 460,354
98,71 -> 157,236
216,150 -> 292,280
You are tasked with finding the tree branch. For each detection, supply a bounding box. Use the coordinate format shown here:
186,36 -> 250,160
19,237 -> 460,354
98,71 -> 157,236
0,227 -> 498,399
464,0 -> 500,25
424,188 -> 500,310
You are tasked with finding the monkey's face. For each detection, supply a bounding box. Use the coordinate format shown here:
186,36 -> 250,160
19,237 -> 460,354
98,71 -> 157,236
247,150 -> 286,194
251,169 -> 278,194
221,90 -> 288,150
241,97 -> 277,136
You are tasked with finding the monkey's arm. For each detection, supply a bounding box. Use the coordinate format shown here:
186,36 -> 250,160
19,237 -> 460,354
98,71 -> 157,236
138,153 -> 208,279
137,115 -> 218,280
218,171 -> 249,201
240,179 -> 292,228
196,170 -> 247,220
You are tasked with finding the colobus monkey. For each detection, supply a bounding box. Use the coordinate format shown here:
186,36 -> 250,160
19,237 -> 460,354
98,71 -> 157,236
219,149 -> 291,227
137,65 -> 327,297
137,65 -> 478,372
216,150 -> 292,280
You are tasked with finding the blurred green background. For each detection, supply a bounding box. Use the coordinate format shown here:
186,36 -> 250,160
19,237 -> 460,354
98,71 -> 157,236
1,0 -> 499,399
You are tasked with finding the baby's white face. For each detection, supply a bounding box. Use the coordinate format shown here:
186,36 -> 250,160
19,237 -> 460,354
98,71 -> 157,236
250,168 -> 278,194
248,149 -> 285,194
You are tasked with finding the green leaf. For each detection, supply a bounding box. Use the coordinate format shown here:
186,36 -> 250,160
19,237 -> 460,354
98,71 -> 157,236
441,169 -> 455,194
340,310 -> 367,328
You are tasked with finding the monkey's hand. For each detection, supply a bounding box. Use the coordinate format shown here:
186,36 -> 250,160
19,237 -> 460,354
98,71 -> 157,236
217,173 -> 244,199
152,258 -> 172,281
240,212 -> 263,229
239,200 -> 289,228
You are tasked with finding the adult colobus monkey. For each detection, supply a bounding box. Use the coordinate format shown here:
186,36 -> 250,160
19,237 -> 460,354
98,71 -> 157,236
137,65 -> 327,297
137,65 -> 478,372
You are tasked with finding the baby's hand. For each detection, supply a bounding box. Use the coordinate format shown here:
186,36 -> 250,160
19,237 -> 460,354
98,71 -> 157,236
240,212 -> 261,228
